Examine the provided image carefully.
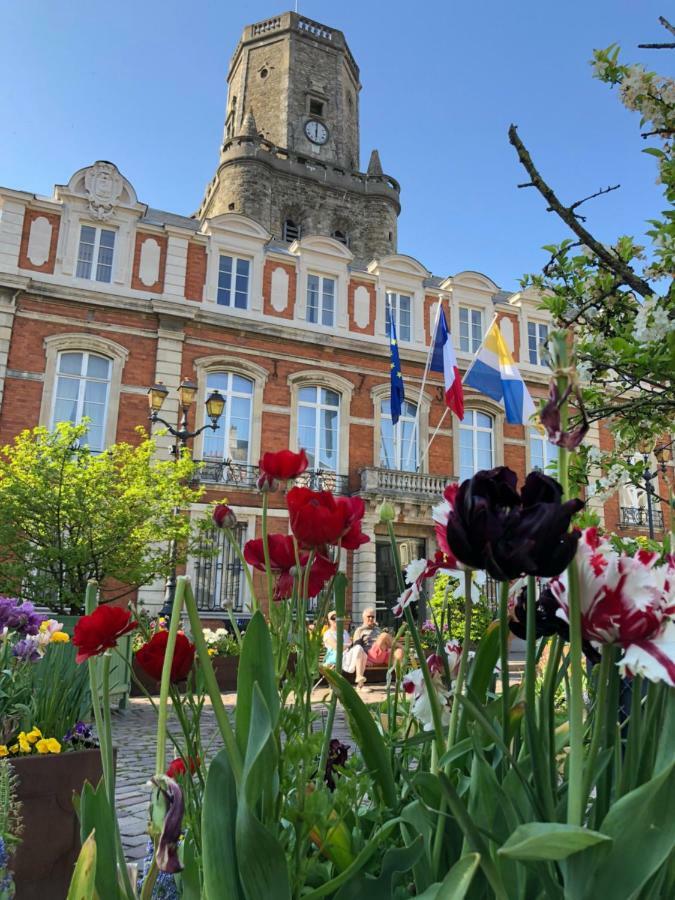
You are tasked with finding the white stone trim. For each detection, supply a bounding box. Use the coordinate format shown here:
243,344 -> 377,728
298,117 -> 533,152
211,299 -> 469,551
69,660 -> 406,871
39,332 -> 129,447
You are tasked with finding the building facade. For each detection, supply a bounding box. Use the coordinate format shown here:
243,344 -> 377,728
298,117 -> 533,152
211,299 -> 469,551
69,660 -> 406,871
0,12 -> 669,618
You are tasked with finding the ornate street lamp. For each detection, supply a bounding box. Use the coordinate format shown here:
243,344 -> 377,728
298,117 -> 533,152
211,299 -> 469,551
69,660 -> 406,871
147,379 -> 225,615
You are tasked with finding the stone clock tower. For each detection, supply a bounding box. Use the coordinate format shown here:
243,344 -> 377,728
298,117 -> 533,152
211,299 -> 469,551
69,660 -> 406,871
197,11 -> 401,261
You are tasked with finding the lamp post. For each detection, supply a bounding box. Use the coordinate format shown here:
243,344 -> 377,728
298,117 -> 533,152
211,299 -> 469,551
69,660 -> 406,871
147,379 -> 226,616
641,453 -> 658,540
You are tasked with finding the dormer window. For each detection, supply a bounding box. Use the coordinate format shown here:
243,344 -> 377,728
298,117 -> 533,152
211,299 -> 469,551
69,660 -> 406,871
527,321 -> 549,366
459,307 -> 483,354
76,225 -> 115,283
308,97 -> 325,118
332,230 -> 348,246
386,292 -> 412,343
283,219 -> 301,243
307,274 -> 335,327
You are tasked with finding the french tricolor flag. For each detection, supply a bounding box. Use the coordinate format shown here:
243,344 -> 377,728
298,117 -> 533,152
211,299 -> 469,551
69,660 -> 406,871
430,307 -> 464,420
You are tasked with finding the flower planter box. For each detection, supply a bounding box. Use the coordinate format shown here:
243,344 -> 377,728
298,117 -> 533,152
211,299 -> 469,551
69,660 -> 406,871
11,749 -> 104,900
130,654 -> 241,695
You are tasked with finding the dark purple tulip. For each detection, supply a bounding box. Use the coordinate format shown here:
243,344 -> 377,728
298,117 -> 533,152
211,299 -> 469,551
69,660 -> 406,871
540,382 -> 589,450
325,739 -> 349,791
151,776 -> 184,874
446,467 -> 584,581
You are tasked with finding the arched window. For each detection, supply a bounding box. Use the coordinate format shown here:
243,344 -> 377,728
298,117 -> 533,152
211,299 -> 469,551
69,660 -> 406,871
529,427 -> 557,474
379,399 -> 418,471
202,372 -> 253,463
297,386 -> 340,472
283,219 -> 301,243
332,230 -> 349,246
50,351 -> 111,452
459,410 -> 494,481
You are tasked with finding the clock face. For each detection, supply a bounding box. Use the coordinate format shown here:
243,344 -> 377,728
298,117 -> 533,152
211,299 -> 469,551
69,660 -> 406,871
304,119 -> 328,145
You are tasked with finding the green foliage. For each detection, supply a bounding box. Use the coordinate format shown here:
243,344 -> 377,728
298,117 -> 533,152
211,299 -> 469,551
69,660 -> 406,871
0,759 -> 22,852
29,642 -> 90,740
426,574 -> 494,645
0,422 -> 202,614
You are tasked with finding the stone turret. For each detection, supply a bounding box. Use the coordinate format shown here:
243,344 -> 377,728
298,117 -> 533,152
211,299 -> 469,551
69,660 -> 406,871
367,150 -> 383,176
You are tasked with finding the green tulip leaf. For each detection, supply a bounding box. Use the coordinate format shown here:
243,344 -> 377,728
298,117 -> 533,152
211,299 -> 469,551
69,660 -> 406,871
322,667 -> 397,808
235,610 -> 279,754
415,853 -> 481,900
333,836 -> 424,900
202,749 -> 245,900
498,823 -> 611,861
77,779 -> 119,899
66,830 -> 97,900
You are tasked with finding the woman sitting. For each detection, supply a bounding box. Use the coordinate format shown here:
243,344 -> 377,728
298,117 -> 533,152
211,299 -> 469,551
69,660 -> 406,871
322,611 -> 352,667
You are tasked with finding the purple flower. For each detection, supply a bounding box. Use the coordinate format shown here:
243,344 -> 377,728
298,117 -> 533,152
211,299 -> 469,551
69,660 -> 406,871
63,721 -> 96,746
0,597 -> 45,636
12,637 -> 41,662
445,467 -> 584,581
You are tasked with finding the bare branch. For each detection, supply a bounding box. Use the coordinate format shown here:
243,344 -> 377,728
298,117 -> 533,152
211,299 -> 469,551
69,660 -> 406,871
508,124 -> 654,299
642,128 -> 675,138
567,184 -> 620,221
637,41 -> 675,49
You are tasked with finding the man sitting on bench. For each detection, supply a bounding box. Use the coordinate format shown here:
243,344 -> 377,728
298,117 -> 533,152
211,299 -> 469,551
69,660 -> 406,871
342,607 -> 403,690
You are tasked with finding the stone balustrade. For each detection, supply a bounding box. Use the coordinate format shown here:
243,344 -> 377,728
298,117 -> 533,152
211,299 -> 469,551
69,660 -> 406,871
360,467 -> 453,500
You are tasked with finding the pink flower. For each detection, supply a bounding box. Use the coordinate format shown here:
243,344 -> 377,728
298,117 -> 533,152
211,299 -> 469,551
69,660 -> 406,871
551,528 -> 675,686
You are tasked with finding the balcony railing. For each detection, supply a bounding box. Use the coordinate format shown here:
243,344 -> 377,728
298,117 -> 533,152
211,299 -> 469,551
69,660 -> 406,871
360,467 -> 453,500
195,460 -> 349,495
620,506 -> 664,531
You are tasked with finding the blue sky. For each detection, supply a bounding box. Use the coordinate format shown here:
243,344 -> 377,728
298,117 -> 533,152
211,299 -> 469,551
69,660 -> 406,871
1,0 -> 671,289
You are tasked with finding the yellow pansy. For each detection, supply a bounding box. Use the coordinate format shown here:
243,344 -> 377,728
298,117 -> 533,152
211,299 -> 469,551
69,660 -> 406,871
36,737 -> 61,754
207,648 -> 217,657
50,631 -> 70,643
9,744 -> 18,755
26,727 -> 42,744
18,733 -> 31,753
0,745 -> 8,757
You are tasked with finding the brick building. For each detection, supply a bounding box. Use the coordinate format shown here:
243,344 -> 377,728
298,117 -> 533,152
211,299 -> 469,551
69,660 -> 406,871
0,12 -> 668,619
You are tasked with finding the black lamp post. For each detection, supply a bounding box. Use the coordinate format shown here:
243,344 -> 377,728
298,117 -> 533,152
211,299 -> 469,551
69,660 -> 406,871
147,379 -> 226,616
641,453 -> 658,540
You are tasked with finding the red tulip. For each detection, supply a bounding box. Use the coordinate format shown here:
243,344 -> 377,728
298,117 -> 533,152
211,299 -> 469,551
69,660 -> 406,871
243,534 -> 337,600
287,487 -> 366,548
336,496 -> 369,550
166,756 -> 200,779
73,605 -> 137,664
213,504 -> 237,528
258,448 -> 309,489
136,630 -> 195,682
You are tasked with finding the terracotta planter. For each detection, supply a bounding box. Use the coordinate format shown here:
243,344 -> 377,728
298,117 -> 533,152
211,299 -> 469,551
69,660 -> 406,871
131,655 -> 242,694
11,748 -> 104,900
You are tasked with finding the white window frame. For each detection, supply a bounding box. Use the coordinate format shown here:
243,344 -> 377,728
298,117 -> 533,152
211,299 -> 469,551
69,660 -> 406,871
288,371 -> 354,477
527,321 -> 549,366
385,291 -> 412,342
459,410 -> 495,481
297,385 -> 341,473
379,398 -> 418,471
528,427 -> 558,474
202,371 -> 254,464
49,351 -> 112,452
217,253 -> 251,309
306,274 -> 335,327
75,224 -> 116,283
459,306 -> 483,354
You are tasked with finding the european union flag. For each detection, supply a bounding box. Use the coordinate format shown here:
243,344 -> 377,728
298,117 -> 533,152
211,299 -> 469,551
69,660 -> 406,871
389,314 -> 405,424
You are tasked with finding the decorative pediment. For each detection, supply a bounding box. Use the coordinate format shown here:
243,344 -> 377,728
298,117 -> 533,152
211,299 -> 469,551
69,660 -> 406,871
202,213 -> 270,242
367,254 -> 430,279
291,234 -> 354,261
452,270 -> 500,292
61,161 -> 139,221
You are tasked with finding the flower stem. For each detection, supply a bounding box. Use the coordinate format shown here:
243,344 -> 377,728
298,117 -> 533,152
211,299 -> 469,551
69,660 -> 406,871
317,573 -> 347,781
499,580 -> 511,747
224,525 -> 258,614
155,583 -> 185,777
583,644 -> 611,806
261,491 -> 275,606
447,569 -> 473,750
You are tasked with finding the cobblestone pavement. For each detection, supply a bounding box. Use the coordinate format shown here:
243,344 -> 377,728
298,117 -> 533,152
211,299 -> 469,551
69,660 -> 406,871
111,687 -> 387,863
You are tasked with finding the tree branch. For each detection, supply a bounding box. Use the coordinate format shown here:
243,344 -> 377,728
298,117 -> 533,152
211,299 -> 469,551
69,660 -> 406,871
568,184 -> 620,221
508,124 -> 654,299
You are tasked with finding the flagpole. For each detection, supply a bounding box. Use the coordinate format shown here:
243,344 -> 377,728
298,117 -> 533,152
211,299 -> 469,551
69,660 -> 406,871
418,406 -> 450,471
405,300 -> 442,471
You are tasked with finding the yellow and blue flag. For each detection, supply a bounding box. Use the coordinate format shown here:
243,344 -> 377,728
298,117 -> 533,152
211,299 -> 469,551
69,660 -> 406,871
389,315 -> 405,424
463,319 -> 536,425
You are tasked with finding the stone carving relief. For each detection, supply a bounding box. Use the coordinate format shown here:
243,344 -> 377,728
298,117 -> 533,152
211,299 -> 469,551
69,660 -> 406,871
271,266 -> 289,312
26,216 -> 52,266
353,285 -> 370,329
84,162 -> 124,221
139,237 -> 161,286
